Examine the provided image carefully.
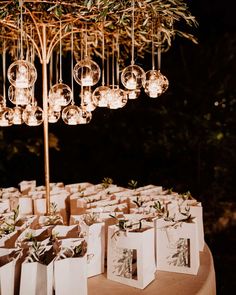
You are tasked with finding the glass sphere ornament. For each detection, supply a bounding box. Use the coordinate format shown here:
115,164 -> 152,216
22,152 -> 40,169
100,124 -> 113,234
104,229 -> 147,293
121,64 -> 145,90
0,95 -> 6,110
7,60 -> 37,89
80,87 -> 97,112
73,57 -> 101,86
48,105 -> 61,123
8,85 -> 32,105
12,106 -> 24,125
144,70 -> 169,98
0,107 -> 14,127
78,107 -> 92,124
92,85 -> 110,107
49,102 -> 61,113
22,104 -> 44,126
62,105 -> 81,125
108,86 -> 128,109
48,83 -> 72,108
127,89 -> 141,100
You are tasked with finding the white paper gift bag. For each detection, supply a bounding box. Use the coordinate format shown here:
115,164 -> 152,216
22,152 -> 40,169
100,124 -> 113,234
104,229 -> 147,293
107,225 -> 155,289
178,202 -> 205,251
33,198 -> 47,215
0,259 -> 18,295
0,199 -> 10,213
18,197 -> 33,215
0,248 -> 25,295
54,256 -> 87,295
19,245 -> 55,295
81,222 -> 105,277
20,261 -> 48,295
155,218 -> 199,275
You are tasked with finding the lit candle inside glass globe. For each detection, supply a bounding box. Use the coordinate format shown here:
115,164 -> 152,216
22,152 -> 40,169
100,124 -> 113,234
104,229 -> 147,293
7,60 -> 37,89
73,58 -> 101,87
108,86 -> 128,109
48,105 -> 60,123
121,64 -> 146,90
0,95 -> 5,109
48,83 -> 72,108
62,105 -> 81,125
12,106 -> 24,125
81,87 -> 97,112
126,75 -> 137,90
78,107 -> 92,124
22,104 -> 44,126
127,89 -> 141,100
144,70 -> 169,98
0,107 -> 14,127
8,85 -> 32,105
92,85 -> 110,107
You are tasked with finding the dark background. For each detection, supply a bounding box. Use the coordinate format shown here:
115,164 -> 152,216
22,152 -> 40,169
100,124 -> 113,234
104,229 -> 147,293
1,1 -> 236,293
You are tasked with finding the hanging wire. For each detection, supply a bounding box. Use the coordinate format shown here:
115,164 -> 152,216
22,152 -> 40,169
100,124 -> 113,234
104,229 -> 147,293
71,25 -> 75,105
49,51 -> 53,89
20,0 -> 24,60
17,16 -> 21,60
85,23 -> 88,58
131,0 -> 135,65
59,18 -> 62,83
106,45 -> 110,86
112,37 -> 115,88
157,17 -> 161,71
151,18 -> 155,70
116,33 -> 120,85
101,30 -> 105,86
2,40 -> 6,101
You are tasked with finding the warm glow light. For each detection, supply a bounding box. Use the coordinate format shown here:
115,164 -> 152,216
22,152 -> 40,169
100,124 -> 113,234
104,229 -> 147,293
62,105 -> 81,125
0,107 -> 14,127
121,65 -> 146,90
7,60 -> 37,89
144,70 -> 169,98
8,85 -> 32,105
49,83 -> 72,107
22,104 -> 44,126
73,58 -> 101,87
81,87 -> 97,112
92,85 -> 110,108
108,86 -> 128,109
12,106 -> 24,125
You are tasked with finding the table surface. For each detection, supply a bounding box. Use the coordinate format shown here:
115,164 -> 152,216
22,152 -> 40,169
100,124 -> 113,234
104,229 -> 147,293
88,244 -> 216,295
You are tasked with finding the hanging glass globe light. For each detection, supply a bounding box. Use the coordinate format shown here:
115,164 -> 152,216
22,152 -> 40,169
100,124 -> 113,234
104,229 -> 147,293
92,85 -> 110,107
127,89 -> 141,100
73,57 -> 101,86
22,103 -> 44,126
144,70 -> 169,98
48,105 -> 61,123
7,60 -> 37,89
80,87 -> 97,112
78,107 -> 92,124
12,106 -> 24,125
108,86 -> 128,109
121,64 -> 145,90
0,95 -> 5,110
0,107 -> 14,127
62,104 -> 81,125
48,83 -> 72,108
49,102 -> 61,113
8,85 -> 32,105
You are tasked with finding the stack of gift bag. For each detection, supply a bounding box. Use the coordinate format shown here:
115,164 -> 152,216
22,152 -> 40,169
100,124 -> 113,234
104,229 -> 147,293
0,179 -> 205,294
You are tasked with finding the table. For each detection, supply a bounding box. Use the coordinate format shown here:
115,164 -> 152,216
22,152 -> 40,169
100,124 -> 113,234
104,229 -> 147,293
88,244 -> 216,295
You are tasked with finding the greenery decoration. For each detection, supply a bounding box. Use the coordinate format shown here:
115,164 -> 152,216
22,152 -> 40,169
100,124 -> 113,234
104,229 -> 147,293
0,0 -> 197,60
